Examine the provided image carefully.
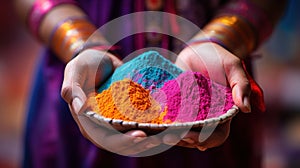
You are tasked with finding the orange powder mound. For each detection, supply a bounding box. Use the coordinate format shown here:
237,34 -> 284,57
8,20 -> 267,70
88,79 -> 169,124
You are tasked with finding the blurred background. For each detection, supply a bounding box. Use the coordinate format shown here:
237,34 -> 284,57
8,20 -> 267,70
0,1 -> 41,168
0,0 -> 299,167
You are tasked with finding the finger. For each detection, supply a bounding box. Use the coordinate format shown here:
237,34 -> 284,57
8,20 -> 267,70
225,58 -> 251,113
101,131 -> 146,152
176,135 -> 197,148
162,134 -> 181,146
61,60 -> 87,114
176,141 -> 195,148
61,50 -> 112,114
196,146 -> 207,151
77,115 -> 139,150
67,109 -> 106,149
82,49 -> 115,88
180,131 -> 200,146
125,130 -> 147,138
179,120 -> 231,149
120,136 -> 161,156
105,51 -> 123,69
77,114 -> 158,155
197,120 -> 231,149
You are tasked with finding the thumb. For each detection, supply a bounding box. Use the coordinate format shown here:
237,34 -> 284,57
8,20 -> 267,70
61,60 -> 87,114
226,60 -> 252,113
61,85 -> 86,114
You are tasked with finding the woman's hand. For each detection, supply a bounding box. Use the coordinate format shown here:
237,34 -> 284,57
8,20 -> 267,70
163,42 -> 255,150
61,49 -> 161,156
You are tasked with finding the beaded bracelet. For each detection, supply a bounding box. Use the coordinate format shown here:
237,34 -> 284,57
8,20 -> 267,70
27,0 -> 77,39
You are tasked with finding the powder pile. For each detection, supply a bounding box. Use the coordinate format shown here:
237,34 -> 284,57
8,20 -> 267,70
89,79 -> 167,123
153,71 -> 234,123
89,71 -> 234,124
98,51 -> 182,92
89,50 -> 234,124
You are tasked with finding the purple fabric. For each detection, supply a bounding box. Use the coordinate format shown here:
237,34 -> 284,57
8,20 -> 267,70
23,1 -> 263,168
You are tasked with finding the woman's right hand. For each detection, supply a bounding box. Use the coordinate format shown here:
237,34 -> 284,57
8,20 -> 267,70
61,49 -> 161,156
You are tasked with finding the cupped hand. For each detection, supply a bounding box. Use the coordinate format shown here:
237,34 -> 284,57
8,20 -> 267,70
61,49 -> 161,156
163,42 -> 263,150
163,119 -> 231,151
176,42 -> 252,112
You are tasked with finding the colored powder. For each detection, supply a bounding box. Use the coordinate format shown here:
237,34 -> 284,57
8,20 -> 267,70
98,51 -> 183,92
153,71 -> 234,122
131,67 -> 176,92
89,79 -> 168,123
89,71 -> 234,124
89,51 -> 234,124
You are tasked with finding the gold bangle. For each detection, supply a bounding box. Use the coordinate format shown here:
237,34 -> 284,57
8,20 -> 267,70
50,18 -> 98,62
60,26 -> 95,56
203,15 -> 256,58
212,15 -> 256,53
204,24 -> 239,48
203,25 -> 246,57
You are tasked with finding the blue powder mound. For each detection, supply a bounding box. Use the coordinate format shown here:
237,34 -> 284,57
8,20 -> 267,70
98,51 -> 183,93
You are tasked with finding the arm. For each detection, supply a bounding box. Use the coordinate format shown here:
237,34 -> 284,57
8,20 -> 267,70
181,0 -> 287,112
15,0 -> 161,155
15,0 -> 117,63
171,0 -> 287,150
15,0 -> 94,62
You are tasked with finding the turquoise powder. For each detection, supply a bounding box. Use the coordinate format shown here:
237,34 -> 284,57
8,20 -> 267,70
97,51 -> 234,123
98,51 -> 183,92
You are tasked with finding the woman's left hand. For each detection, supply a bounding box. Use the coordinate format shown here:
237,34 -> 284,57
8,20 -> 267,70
163,119 -> 231,151
162,42 -> 253,150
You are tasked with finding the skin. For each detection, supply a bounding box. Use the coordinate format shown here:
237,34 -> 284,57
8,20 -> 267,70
15,0 -> 164,155
16,0 -> 287,155
61,49 -> 162,155
61,42 -> 251,153
15,0 -> 89,61
164,42 -> 252,150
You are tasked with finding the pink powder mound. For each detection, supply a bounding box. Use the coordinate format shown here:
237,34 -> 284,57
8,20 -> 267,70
152,71 -> 234,123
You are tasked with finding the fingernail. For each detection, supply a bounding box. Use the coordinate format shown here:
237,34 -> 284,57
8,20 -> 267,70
182,138 -> 195,144
197,146 -> 207,151
146,143 -> 158,149
243,96 -> 251,113
133,137 -> 145,144
72,97 -> 83,114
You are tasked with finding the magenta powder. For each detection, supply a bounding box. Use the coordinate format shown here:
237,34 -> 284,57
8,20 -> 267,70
153,71 -> 234,122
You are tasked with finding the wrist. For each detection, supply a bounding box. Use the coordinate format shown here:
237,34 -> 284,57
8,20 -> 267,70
191,15 -> 257,60
72,45 -> 120,60
27,0 -> 78,40
49,17 -> 99,62
26,0 -> 113,63
186,39 -> 244,63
